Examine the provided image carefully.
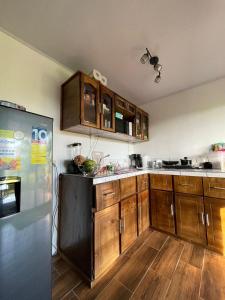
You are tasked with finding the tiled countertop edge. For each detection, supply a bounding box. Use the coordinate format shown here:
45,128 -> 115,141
93,169 -> 225,185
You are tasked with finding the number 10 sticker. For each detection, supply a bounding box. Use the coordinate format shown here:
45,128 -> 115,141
32,127 -> 48,144
31,127 -> 48,164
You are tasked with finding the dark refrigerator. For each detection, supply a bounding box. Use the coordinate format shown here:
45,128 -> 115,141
0,105 -> 53,300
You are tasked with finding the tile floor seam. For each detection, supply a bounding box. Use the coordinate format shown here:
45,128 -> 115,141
198,248 -> 206,300
128,242 -> 166,297
72,288 -> 80,300
163,239 -> 185,298
59,278 -> 82,300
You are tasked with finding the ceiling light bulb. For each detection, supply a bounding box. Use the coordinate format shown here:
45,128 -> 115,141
154,63 -> 162,72
155,74 -> 161,83
140,53 -> 149,64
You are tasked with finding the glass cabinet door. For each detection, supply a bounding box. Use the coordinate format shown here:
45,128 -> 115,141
136,109 -> 142,139
100,86 -> 115,132
142,113 -> 149,140
81,74 -> 100,128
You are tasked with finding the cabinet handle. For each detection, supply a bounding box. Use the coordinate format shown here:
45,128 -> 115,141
123,218 -> 126,233
119,219 -> 122,234
201,212 -> 205,225
179,183 -> 192,187
139,205 -> 142,218
210,186 -> 225,191
206,213 -> 210,227
170,204 -> 174,216
103,192 -> 115,197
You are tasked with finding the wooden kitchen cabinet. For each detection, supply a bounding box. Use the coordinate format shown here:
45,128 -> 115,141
61,71 -> 100,130
142,111 -> 149,140
121,195 -> 137,252
135,108 -> 142,139
95,180 -> 120,211
120,177 -> 136,200
61,71 -> 149,142
175,193 -> 206,245
137,174 -> 149,192
100,85 -> 115,132
150,174 -> 173,191
203,177 -> 225,199
94,204 -> 120,278
138,190 -> 150,235
204,197 -> 225,255
151,190 -> 175,234
174,176 -> 203,195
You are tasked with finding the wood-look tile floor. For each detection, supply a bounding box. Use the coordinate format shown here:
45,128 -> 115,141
52,229 -> 225,300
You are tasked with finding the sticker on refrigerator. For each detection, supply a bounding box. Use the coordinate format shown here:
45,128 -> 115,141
0,129 -> 21,170
31,127 -> 48,164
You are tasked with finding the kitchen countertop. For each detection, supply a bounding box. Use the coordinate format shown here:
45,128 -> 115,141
92,168 -> 225,185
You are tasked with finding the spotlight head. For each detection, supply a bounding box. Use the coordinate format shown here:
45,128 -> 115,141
150,56 -> 159,65
140,53 -> 149,64
154,63 -> 162,72
155,73 -> 161,83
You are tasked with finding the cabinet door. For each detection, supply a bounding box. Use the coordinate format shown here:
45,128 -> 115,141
150,174 -> 173,191
175,193 -> 206,245
120,177 -> 136,200
95,180 -> 120,211
94,204 -> 120,278
151,190 -> 175,234
100,85 -> 115,132
203,177 -> 225,199
121,195 -> 137,252
135,108 -> 142,139
81,74 -> 100,128
204,197 -> 225,255
174,176 -> 203,195
138,190 -> 150,235
142,112 -> 149,141
137,174 -> 149,192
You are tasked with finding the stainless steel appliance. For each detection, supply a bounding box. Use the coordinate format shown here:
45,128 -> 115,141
0,105 -> 53,300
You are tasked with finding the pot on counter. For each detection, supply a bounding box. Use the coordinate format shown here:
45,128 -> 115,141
180,157 -> 192,166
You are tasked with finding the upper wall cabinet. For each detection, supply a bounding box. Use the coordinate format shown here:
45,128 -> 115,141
100,85 -> 115,132
81,74 -> 100,128
61,71 -> 149,143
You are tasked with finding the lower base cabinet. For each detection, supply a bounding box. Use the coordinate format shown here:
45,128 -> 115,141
151,190 -> 175,234
175,193 -> 206,245
94,204 -> 120,278
204,197 -> 225,255
121,195 -> 137,253
138,190 -> 150,235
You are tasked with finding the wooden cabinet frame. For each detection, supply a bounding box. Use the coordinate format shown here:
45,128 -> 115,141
100,85 -> 115,132
80,73 -> 100,129
61,71 -> 149,142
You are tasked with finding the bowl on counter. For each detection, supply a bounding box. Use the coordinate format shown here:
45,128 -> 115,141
162,160 -> 179,166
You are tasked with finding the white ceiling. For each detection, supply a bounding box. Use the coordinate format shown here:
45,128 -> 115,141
0,0 -> 225,104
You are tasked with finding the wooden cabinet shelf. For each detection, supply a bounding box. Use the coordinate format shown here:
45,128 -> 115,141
61,71 -> 149,143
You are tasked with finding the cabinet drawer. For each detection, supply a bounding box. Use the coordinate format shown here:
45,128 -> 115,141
150,174 -> 173,191
137,174 -> 149,192
174,176 -> 203,195
95,180 -> 120,211
203,177 -> 225,199
120,177 -> 137,199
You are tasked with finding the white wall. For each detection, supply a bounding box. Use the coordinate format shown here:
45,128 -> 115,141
135,78 -> 225,162
0,30 -> 134,169
0,30 -> 133,253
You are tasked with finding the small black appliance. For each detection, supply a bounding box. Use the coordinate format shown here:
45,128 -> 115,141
129,154 -> 143,168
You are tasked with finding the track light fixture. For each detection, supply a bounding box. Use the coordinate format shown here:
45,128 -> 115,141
140,48 -> 162,83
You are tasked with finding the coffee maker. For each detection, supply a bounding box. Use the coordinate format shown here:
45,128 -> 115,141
129,154 -> 143,168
